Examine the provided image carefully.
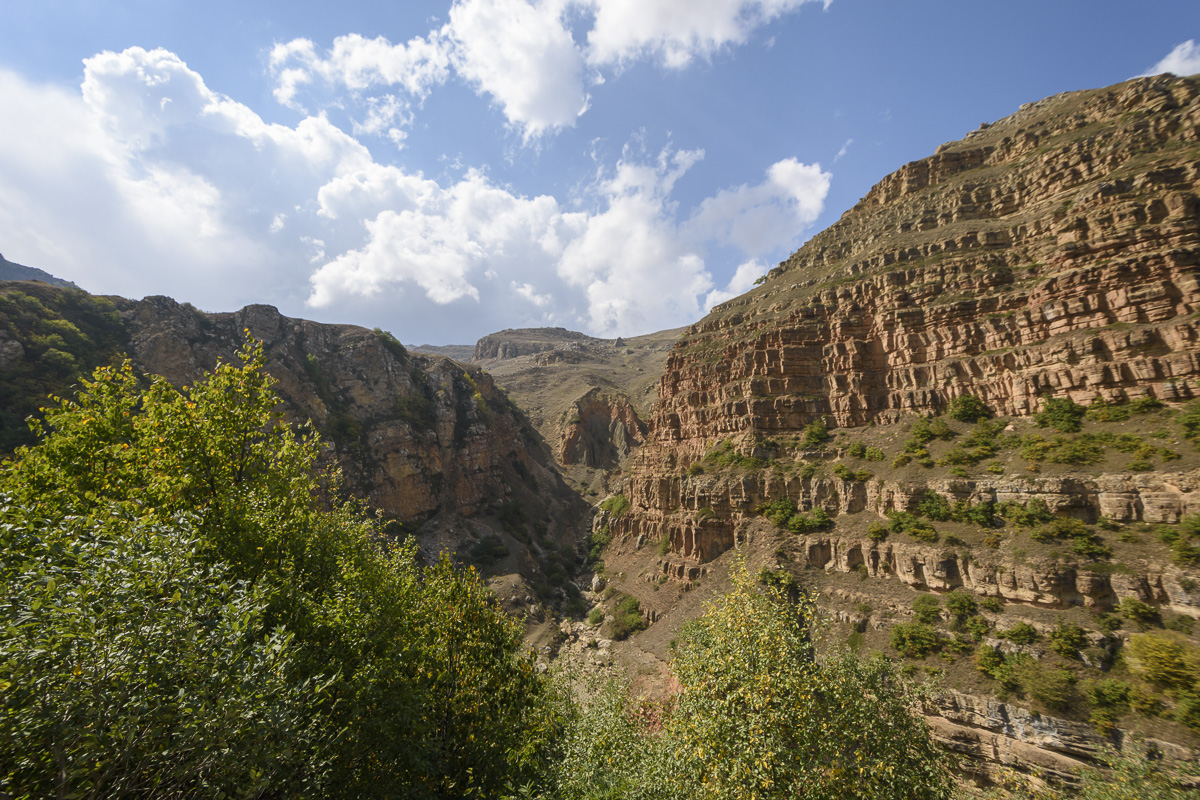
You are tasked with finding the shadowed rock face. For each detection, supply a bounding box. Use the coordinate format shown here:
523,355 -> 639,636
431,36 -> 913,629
117,296 -> 588,563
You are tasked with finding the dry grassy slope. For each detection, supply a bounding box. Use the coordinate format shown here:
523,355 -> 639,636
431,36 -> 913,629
471,326 -> 684,493
586,74 -> 1200,787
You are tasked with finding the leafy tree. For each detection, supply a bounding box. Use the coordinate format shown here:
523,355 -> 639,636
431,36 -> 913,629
0,338 -> 553,798
946,394 -> 990,423
666,565 -> 953,800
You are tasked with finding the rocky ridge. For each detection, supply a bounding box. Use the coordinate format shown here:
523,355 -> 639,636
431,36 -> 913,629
591,74 -> 1200,784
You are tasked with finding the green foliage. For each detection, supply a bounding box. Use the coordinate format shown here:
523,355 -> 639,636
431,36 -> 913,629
470,534 -> 511,567
846,441 -> 866,458
1156,514 -> 1200,566
668,566 -> 953,799
1019,433 -> 1105,464
1179,400 -> 1200,442
704,439 -> 768,470
1049,622 -> 1089,658
608,595 -> 648,640
864,446 -> 885,461
588,606 -> 605,625
1016,663 -> 1077,712
866,521 -> 889,543
0,285 -> 129,452
947,394 -> 990,423
909,416 -> 955,445
758,497 -> 833,533
800,418 -> 830,448
1035,396 -> 1087,433
599,493 -> 631,516
890,622 -> 945,658
944,590 -> 978,622
997,499 -> 1055,527
0,340 -> 553,799
1120,597 -> 1162,628
999,622 -> 1040,645
913,594 -> 942,625
589,524 -> 611,560
832,462 -> 872,482
886,510 -> 938,543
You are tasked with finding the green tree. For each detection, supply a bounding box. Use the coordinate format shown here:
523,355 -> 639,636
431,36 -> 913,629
0,337 -> 553,799
665,564 -> 952,800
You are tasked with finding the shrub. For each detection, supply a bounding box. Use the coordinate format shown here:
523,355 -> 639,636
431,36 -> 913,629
847,441 -> 866,458
864,446 -> 885,461
1035,396 -> 1087,432
890,622 -> 944,658
0,341 -> 553,798
980,596 -> 1005,613
1048,622 -> 1089,658
588,607 -> 605,625
887,511 -> 938,543
599,494 -> 632,516
947,394 -> 991,422
1120,597 -> 1161,628
912,594 -> 942,624
1016,664 -> 1077,712
866,521 -> 889,543
945,591 -> 978,622
892,454 -> 912,468
998,498 -> 1055,527
801,418 -> 829,448
1125,632 -> 1200,691
658,563 -> 954,799
999,622 -> 1040,645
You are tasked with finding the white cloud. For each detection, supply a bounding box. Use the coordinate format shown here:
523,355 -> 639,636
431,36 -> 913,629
447,0 -> 589,139
583,0 -> 822,68
1143,40 -> 1200,77
686,157 -> 830,256
705,259 -> 767,310
0,46 -> 830,343
267,0 -> 821,140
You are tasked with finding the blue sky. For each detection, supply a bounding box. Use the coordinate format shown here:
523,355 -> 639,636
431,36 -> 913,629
2,1 -> 1198,344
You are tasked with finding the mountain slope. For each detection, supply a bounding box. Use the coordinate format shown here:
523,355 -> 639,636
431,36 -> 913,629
595,74 -> 1200,784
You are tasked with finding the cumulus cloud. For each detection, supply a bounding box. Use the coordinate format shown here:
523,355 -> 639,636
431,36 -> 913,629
0,46 -> 830,343
705,259 -> 768,310
267,0 -> 822,139
686,157 -> 830,256
583,0 -> 822,68
447,0 -> 589,139
1143,40 -> 1200,77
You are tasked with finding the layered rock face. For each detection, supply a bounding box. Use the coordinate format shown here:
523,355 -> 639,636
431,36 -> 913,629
118,296 -> 584,541
618,74 -> 1200,554
647,75 -> 1200,456
558,388 -> 647,468
601,75 -> 1200,781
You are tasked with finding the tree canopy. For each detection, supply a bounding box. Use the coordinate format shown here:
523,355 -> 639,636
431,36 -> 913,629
0,338 -> 555,799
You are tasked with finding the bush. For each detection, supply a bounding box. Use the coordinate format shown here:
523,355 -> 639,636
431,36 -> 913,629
947,394 -> 990,422
600,494 -> 632,516
1049,622 -> 1089,658
867,521 -> 889,543
801,418 -> 829,448
890,622 -> 945,658
945,590 -> 978,622
887,511 -> 939,543
913,594 -> 942,624
588,607 -> 605,625
1120,597 -> 1161,628
999,622 -> 1040,645
1016,663 -> 1077,712
1035,396 -> 1087,432
1125,633 -> 1200,691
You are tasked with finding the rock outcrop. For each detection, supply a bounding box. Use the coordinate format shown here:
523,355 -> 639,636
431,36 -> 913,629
603,74 -> 1200,783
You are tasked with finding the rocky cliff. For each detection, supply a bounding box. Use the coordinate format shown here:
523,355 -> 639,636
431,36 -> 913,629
595,74 -> 1200,784
0,284 -> 591,615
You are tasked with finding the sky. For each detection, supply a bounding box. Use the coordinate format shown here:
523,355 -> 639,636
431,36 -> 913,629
1,1 -> 1199,344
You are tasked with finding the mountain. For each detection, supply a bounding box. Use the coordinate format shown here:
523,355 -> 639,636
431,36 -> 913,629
0,253 -> 78,288
590,73 -> 1200,784
0,283 -> 590,637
